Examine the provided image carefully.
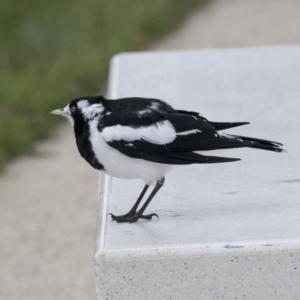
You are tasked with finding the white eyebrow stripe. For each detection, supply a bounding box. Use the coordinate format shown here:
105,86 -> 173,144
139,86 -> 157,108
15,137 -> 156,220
176,129 -> 202,136
77,99 -> 89,109
102,120 -> 176,145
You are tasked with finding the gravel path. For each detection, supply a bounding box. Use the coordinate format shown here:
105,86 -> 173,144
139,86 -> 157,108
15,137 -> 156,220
1,1 -> 300,299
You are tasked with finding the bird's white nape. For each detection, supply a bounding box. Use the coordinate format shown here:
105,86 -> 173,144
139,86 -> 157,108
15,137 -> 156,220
77,99 -> 104,120
77,99 -> 90,109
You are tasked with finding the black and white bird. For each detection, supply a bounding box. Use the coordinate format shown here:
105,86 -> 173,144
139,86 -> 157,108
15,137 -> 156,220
50,96 -> 284,223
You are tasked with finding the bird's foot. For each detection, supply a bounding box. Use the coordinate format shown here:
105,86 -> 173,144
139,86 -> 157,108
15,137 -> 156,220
109,212 -> 158,223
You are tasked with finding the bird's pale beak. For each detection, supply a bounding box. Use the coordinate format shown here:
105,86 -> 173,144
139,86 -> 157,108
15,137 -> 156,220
50,109 -> 66,116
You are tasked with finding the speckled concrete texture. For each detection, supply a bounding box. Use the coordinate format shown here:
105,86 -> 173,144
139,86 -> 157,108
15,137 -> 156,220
2,1 -> 300,299
96,244 -> 300,300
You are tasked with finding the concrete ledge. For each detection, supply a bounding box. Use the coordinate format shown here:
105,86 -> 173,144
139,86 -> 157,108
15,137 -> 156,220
96,242 -> 300,299
95,46 -> 300,299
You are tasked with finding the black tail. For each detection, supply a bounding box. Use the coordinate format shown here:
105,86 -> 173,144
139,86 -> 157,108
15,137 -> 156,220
228,134 -> 285,153
208,121 -> 250,131
175,110 -> 250,131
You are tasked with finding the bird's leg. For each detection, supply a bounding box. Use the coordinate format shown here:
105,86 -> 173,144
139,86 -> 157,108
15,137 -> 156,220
110,178 -> 165,223
133,177 -> 165,221
109,184 -> 149,221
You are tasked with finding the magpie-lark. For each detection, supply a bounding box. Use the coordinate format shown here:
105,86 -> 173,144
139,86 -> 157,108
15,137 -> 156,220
51,96 -> 284,223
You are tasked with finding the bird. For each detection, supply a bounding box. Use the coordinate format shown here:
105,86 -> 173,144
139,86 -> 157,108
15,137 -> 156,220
50,96 -> 284,223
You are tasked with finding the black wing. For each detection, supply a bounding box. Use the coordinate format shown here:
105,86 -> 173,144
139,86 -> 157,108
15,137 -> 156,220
100,100 -> 244,164
106,140 -> 240,165
100,97 -> 173,128
100,98 -> 283,164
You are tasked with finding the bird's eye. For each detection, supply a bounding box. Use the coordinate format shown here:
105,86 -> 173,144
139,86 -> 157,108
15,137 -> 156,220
70,107 -> 76,113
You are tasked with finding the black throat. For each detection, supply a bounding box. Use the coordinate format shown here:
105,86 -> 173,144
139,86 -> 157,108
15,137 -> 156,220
73,114 -> 104,171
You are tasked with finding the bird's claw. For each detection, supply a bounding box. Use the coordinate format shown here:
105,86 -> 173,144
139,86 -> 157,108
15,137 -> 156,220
109,212 -> 159,223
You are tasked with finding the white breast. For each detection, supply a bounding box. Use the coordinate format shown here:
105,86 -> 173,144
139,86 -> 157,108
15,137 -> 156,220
88,119 -> 172,184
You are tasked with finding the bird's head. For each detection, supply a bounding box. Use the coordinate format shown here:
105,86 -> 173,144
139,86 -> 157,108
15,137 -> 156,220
50,96 -> 105,125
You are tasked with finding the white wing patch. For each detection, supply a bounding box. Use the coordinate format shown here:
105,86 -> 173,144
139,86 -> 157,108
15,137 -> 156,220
136,102 -> 162,117
176,129 -> 202,136
149,102 -> 160,110
219,133 -> 235,139
219,133 -> 244,142
102,120 -> 176,145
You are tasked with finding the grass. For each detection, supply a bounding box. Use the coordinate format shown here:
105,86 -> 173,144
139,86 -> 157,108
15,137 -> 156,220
0,0 -> 208,169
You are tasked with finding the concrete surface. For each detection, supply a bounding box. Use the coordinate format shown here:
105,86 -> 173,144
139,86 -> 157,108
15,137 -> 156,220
2,1 -> 300,299
96,244 -> 300,300
95,46 -> 300,300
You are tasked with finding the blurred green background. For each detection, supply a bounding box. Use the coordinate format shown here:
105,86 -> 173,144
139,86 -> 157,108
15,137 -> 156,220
0,0 -> 208,169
